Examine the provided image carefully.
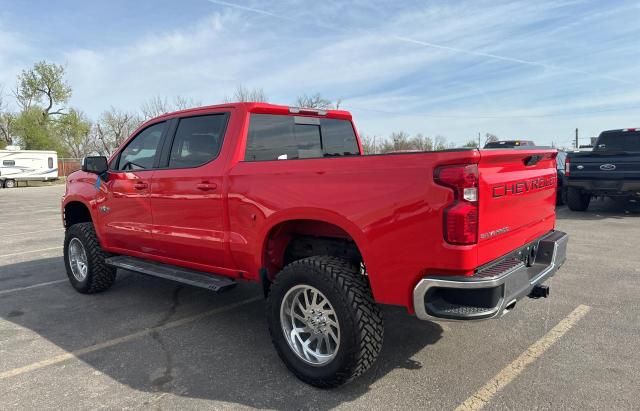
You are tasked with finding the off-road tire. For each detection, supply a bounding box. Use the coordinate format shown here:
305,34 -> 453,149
64,222 -> 116,293
567,187 -> 591,211
266,256 -> 384,388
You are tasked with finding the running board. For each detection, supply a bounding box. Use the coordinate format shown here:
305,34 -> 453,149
105,256 -> 237,292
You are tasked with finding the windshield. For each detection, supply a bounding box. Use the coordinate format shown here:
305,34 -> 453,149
594,131 -> 640,152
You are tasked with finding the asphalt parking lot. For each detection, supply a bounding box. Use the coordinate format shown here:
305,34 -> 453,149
1,185 -> 639,410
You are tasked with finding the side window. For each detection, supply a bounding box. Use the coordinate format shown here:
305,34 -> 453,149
168,114 -> 227,168
245,114 -> 359,161
245,115 -> 297,161
48,157 -> 54,168
3,160 -> 15,166
116,122 -> 166,171
320,119 -> 359,157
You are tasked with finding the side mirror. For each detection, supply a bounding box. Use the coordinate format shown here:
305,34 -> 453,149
82,156 -> 108,174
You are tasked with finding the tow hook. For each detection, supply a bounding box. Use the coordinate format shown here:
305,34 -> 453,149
528,285 -> 550,299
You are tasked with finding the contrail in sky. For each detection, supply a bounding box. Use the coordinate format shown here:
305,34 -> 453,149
207,0 -> 631,85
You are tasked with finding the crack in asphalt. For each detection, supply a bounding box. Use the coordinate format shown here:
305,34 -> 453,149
149,285 -> 183,392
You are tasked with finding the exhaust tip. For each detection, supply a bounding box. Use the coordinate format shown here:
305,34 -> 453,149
528,285 -> 550,299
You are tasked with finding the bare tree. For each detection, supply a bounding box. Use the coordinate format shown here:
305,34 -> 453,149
294,93 -> 339,109
462,139 -> 479,148
389,131 -> 413,151
173,95 -> 201,111
224,85 -> 267,103
366,132 -> 451,154
410,133 -> 434,151
360,135 -> 380,155
94,107 -> 142,156
140,96 -> 201,120
484,133 -> 499,146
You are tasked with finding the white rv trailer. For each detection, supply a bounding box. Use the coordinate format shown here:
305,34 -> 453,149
0,147 -> 58,188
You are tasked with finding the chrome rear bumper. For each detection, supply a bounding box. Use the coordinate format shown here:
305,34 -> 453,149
413,230 -> 568,321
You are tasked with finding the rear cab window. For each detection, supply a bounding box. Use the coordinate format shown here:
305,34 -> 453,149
245,114 -> 360,161
594,130 -> 640,152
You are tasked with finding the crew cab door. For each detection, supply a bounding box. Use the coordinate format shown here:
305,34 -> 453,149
148,113 -> 230,269
98,121 -> 168,253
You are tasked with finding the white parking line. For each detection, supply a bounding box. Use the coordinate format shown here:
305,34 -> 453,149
0,280 -> 67,296
0,208 -> 59,215
455,304 -> 591,411
0,296 -> 261,380
0,221 -> 60,230
0,247 -> 62,258
0,228 -> 63,239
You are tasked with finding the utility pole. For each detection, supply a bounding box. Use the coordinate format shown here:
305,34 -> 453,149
478,132 -> 481,148
575,128 -> 579,149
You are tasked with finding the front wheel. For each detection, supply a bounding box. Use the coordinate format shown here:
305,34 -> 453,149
266,256 -> 383,388
567,187 -> 591,211
64,222 -> 116,293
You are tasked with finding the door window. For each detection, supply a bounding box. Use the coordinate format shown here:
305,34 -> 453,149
168,114 -> 227,168
116,122 -> 166,170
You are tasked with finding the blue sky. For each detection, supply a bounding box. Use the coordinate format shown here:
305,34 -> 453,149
1,0 -> 639,147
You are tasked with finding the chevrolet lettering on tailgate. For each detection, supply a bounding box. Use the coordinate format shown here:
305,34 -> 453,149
492,175 -> 556,198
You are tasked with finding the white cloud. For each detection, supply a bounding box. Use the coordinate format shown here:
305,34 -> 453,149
2,0 -> 639,147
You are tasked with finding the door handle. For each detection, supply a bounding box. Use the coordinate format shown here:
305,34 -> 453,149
133,182 -> 148,190
196,182 -> 217,191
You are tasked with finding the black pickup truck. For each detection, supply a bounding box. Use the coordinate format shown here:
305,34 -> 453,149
565,128 -> 640,211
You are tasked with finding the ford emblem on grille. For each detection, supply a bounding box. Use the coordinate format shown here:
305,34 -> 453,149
600,164 -> 616,171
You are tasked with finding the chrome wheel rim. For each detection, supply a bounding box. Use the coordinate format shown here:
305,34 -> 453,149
280,284 -> 340,366
68,238 -> 88,282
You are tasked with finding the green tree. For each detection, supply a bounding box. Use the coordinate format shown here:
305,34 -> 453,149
15,61 -> 71,115
56,109 -> 93,157
0,86 -> 12,148
463,140 -> 479,148
12,107 -> 58,151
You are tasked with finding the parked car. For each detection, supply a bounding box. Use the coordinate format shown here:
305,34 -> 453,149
61,102 -> 567,387
483,140 -> 535,149
0,147 -> 58,188
565,128 -> 640,211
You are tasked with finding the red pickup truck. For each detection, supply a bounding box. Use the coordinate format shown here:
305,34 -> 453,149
62,102 -> 567,387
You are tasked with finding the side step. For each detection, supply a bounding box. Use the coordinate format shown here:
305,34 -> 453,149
105,256 -> 237,292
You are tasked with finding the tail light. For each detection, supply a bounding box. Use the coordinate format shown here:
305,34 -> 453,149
565,157 -> 570,176
434,164 -> 478,245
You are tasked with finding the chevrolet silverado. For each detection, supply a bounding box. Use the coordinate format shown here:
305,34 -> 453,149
62,102 -> 567,387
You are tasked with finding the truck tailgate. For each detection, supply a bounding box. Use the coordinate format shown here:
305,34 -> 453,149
477,149 -> 558,266
568,152 -> 640,180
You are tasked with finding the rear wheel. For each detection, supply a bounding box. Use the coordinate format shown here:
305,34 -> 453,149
64,222 -> 116,293
267,256 -> 383,388
3,179 -> 16,188
567,187 -> 591,211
